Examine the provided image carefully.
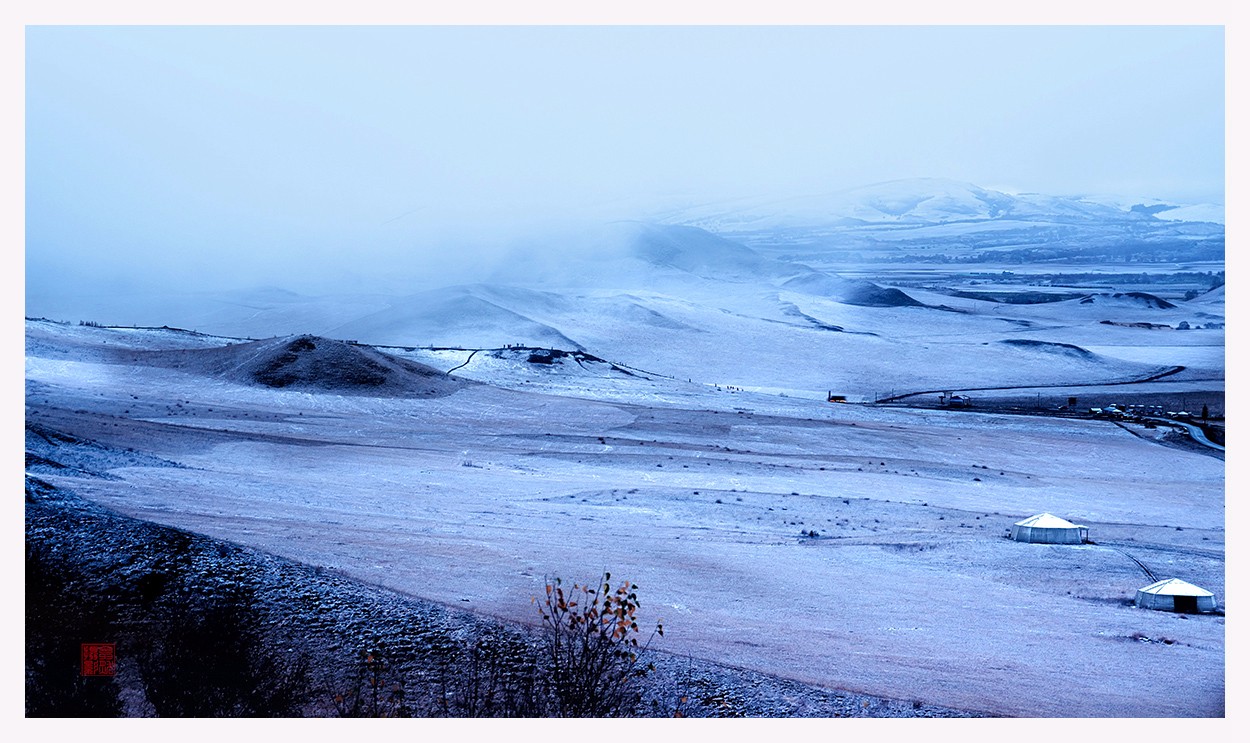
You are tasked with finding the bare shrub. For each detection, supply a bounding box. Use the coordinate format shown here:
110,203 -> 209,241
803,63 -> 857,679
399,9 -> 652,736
536,572 -> 663,717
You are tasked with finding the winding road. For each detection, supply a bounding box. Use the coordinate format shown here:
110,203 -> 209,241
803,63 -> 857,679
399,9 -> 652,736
873,365 -> 1188,404
1148,417 -> 1225,451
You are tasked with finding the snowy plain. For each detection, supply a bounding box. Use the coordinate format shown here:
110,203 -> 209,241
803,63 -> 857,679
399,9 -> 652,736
24,182 -> 1226,717
25,312 -> 1224,717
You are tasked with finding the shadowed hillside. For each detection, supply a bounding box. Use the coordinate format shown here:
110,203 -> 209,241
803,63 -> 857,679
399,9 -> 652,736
127,335 -> 466,397
1077,292 -> 1177,310
782,273 -> 924,307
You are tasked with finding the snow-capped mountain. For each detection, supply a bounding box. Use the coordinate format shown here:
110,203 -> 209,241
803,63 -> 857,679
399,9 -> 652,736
657,178 -> 1225,263
661,178 -> 1143,230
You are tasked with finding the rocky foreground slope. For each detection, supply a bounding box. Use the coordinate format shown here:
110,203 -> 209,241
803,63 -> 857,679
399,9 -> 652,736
26,473 -> 980,718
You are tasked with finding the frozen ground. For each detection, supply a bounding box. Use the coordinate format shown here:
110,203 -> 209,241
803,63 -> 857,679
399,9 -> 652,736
24,320 -> 1224,717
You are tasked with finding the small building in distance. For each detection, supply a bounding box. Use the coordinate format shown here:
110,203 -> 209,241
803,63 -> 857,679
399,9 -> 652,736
1135,578 -> 1218,613
1009,512 -> 1089,544
937,391 -> 971,407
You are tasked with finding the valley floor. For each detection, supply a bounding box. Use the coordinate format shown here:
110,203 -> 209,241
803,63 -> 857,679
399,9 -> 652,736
24,321 -> 1225,717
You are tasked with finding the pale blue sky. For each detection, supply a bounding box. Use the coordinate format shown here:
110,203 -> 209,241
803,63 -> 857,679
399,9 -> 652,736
26,25 -> 1224,294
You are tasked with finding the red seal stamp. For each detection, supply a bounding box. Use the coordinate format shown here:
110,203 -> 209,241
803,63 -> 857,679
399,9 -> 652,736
81,643 -> 116,677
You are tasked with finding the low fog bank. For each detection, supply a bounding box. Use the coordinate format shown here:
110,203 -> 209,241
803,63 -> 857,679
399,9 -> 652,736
24,211 -> 771,326
25,215 -> 634,325
25,177 -> 1225,331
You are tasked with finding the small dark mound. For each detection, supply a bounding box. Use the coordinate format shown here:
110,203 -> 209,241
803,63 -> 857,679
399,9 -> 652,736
997,339 -> 1095,359
251,336 -> 390,388
1078,292 -> 1176,309
132,335 -> 464,398
783,273 -> 924,307
232,335 -> 461,396
1120,292 -> 1176,309
848,285 -> 923,307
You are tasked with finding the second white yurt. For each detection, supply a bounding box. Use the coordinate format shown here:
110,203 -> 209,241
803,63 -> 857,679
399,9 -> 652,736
1010,513 -> 1088,544
1135,578 -> 1217,613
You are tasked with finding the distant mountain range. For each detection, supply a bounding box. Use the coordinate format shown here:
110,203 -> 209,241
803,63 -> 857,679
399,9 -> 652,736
656,178 -> 1224,264
661,177 -> 1223,230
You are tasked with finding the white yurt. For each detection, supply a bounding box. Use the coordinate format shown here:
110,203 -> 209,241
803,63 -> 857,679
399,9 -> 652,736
1009,513 -> 1088,544
1135,578 -> 1218,613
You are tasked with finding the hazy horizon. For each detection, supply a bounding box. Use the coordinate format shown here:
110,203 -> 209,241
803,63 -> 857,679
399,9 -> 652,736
26,25 -> 1225,303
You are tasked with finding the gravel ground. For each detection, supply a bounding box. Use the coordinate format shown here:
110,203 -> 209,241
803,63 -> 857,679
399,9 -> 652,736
25,475 -> 982,718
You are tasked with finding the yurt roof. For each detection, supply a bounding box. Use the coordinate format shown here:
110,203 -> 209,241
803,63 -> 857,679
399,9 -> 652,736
1013,512 -> 1082,529
1137,578 -> 1214,597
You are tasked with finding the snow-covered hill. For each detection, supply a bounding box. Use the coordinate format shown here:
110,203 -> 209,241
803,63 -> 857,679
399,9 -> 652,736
1154,203 -> 1224,224
657,178 -> 1225,265
663,178 -> 1144,231
25,210 -> 1224,399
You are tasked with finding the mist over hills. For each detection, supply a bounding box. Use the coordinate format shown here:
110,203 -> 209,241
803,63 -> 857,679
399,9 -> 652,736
26,179 -> 1224,397
481,221 -> 806,289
